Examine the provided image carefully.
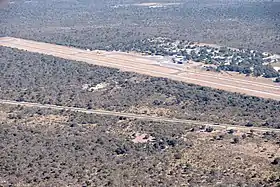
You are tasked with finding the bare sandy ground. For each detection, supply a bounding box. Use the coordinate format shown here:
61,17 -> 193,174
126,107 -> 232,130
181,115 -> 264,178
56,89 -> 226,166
0,37 -> 279,100
273,62 -> 280,68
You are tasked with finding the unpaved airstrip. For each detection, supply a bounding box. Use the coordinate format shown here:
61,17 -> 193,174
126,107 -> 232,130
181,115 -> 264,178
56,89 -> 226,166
0,37 -> 279,100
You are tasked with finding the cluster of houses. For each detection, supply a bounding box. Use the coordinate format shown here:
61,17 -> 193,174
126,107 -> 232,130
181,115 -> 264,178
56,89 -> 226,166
135,37 -> 280,77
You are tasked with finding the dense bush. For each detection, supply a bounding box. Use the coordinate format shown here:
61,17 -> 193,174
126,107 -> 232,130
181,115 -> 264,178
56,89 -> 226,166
0,0 -> 279,53
0,105 -> 279,186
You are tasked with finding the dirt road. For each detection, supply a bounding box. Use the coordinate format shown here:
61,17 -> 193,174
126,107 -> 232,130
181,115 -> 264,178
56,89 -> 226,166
1,99 -> 279,133
0,37 -> 280,100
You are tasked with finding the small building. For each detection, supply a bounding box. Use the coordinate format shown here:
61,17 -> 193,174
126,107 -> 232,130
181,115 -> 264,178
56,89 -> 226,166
172,55 -> 188,64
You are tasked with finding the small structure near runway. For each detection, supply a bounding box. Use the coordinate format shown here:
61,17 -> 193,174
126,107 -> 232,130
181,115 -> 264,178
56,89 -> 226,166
172,55 -> 188,64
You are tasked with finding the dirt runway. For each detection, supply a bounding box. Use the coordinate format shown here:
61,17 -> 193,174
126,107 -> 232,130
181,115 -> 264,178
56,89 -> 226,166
0,37 -> 279,100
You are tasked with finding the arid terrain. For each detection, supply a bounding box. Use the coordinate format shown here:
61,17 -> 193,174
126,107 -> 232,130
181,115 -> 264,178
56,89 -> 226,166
1,0 -> 280,186
1,103 -> 280,186
1,0 -> 279,53
1,98 -> 280,133
1,37 -> 279,100
1,45 -> 280,128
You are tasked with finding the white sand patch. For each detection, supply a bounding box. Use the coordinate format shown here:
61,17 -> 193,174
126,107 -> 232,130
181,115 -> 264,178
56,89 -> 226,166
88,83 -> 108,92
132,133 -> 155,143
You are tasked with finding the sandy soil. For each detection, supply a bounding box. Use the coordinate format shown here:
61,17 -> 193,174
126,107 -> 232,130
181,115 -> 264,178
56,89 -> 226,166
273,62 -> 280,68
0,37 -> 279,100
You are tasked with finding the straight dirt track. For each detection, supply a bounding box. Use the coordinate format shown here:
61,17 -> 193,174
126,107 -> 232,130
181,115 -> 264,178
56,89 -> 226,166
1,99 -> 280,133
0,37 -> 280,100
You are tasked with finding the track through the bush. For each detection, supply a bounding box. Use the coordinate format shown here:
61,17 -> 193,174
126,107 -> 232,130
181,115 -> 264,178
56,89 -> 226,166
1,99 -> 279,133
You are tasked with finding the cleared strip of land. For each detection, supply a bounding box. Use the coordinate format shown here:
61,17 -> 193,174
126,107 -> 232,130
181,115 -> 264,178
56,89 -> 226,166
1,99 -> 279,132
0,37 -> 280,100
